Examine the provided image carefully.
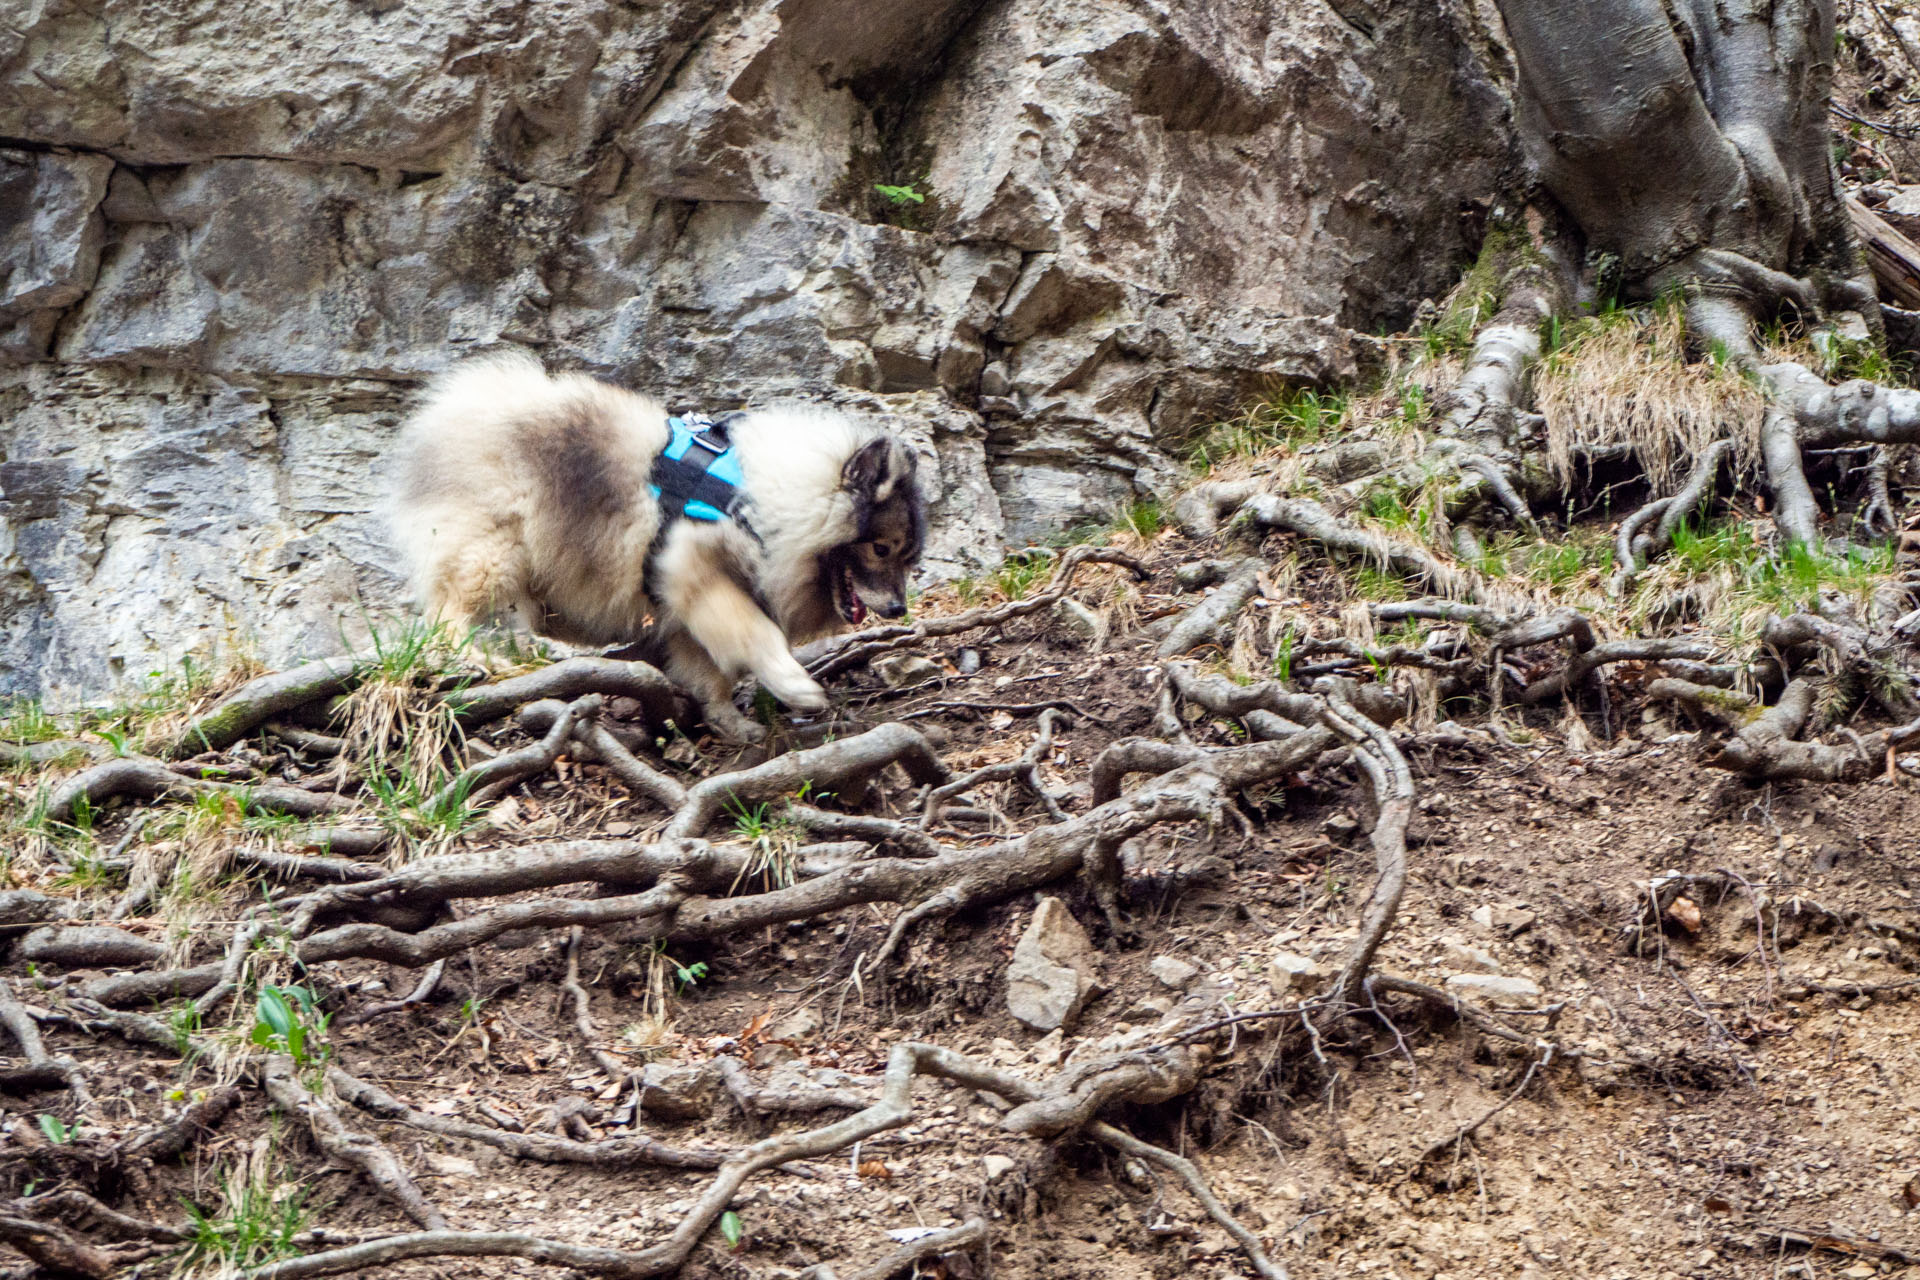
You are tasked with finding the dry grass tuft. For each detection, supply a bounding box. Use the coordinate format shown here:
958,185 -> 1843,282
1535,305 -> 1764,489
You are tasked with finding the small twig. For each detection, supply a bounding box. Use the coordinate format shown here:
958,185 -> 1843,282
1414,1046 -> 1550,1170
563,928 -> 629,1082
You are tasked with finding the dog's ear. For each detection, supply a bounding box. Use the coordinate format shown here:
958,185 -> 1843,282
841,437 -> 892,496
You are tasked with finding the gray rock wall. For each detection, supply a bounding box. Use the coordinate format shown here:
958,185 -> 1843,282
0,0 -> 1515,706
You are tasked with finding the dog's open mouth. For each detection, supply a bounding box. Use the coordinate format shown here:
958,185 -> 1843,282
837,561 -> 866,625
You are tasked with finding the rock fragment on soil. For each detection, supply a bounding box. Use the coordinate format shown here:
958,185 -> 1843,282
1441,939 -> 1501,972
1006,896 -> 1101,1032
1268,953 -> 1323,996
1173,559 -> 1235,590
767,1006 -> 821,1042
636,1062 -> 716,1120
1469,902 -> 1537,933
1149,955 -> 1201,989
1052,597 -> 1106,647
1444,973 -> 1543,1005
1322,811 -> 1362,842
873,653 -> 944,688
982,1154 -> 1018,1181
21,924 -> 163,969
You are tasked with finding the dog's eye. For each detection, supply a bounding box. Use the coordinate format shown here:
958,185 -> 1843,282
871,540 -> 894,559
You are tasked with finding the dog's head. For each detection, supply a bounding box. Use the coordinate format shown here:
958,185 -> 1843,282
819,435 -> 925,626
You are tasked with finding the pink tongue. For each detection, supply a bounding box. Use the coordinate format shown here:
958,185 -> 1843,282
849,593 -> 865,624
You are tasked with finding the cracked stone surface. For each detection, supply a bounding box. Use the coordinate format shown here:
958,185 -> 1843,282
0,0 -> 1515,705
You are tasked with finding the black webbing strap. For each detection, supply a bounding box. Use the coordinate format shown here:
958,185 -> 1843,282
650,439 -> 736,522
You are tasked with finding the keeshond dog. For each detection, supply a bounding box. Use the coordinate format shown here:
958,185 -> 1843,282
388,352 -> 925,741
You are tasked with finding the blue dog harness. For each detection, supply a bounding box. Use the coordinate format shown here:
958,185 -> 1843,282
650,414 -> 750,526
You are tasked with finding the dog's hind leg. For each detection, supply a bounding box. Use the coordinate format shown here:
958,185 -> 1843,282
421,535 -> 534,639
657,626 -> 770,744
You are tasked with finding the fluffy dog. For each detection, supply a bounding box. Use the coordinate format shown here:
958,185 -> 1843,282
388,351 -> 925,740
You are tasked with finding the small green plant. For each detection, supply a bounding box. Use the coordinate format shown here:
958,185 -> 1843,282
993,552 -> 1051,601
1114,497 -> 1167,540
1394,380 -> 1428,431
1351,566 -> 1407,601
727,796 -> 773,842
720,1210 -> 746,1250
36,1114 -> 77,1145
674,960 -> 710,991
873,183 -> 925,207
356,616 -> 469,687
167,1003 -> 204,1057
1360,481 -> 1410,526
724,793 -> 802,890
0,699 -> 63,746
1272,628 -> 1296,683
1817,331 -> 1908,386
249,984 -> 332,1070
178,1166 -> 311,1273
1523,537 -> 1611,588
363,756 -> 478,842
1185,386 -> 1351,467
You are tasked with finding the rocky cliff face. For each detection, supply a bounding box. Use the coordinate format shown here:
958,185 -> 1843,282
0,0 -> 1515,705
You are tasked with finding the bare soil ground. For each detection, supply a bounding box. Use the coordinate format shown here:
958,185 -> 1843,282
7,530 -> 1920,1280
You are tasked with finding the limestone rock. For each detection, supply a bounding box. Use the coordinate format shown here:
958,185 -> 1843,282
1444,973 -> 1543,1005
1148,954 -> 1201,989
872,654 -> 944,688
1469,903 -> 1538,933
1267,953 -> 1323,997
636,1062 -> 717,1120
21,925 -> 163,969
1440,939 -> 1501,973
1006,896 -> 1101,1032
0,0 -> 1514,702
1051,597 -> 1106,646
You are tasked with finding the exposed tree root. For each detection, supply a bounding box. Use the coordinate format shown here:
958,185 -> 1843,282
922,709 -> 1069,827
450,658 -> 688,729
253,1039 -> 1279,1280
1322,689 -> 1414,1010
1237,494 -> 1473,598
261,1054 -> 448,1231
329,1067 -> 726,1171
1654,674 -> 1920,781
162,657 -> 361,758
1157,557 -> 1265,658
0,977 -> 91,1111
441,694 -> 598,809
46,757 -> 354,824
801,546 -> 1149,680
837,1216 -> 989,1280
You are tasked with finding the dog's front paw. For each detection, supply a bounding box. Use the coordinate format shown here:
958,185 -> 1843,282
759,662 -> 830,713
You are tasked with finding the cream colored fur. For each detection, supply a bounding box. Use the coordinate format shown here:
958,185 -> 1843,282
388,352 -> 917,741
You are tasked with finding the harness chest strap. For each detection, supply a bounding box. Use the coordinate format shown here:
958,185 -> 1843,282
650,414 -> 750,527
